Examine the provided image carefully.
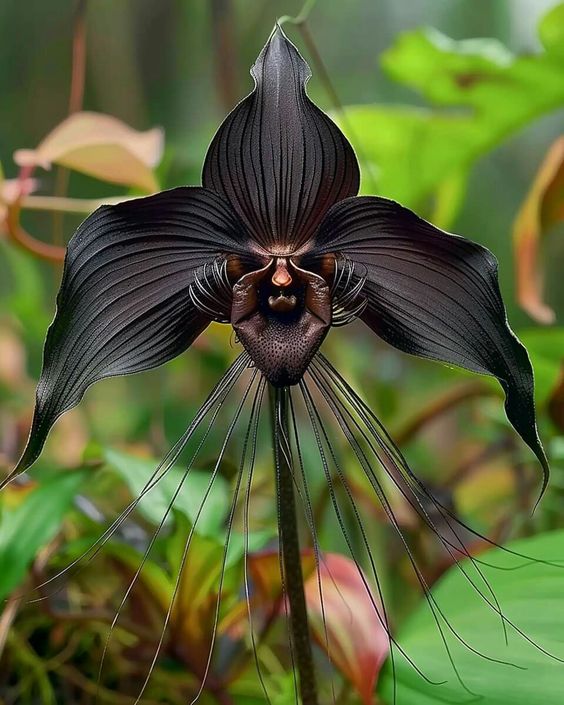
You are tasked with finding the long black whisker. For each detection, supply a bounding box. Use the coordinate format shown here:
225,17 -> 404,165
188,370 -> 262,705
132,367 -> 259,705
311,359 -> 511,645
301,373 -> 400,704
288,392 -> 338,705
310,364 -> 522,699
299,378 -> 444,691
317,352 -> 564,580
95,377 -> 232,697
313,356 -> 564,665
16,354 -> 250,607
242,378 -> 273,704
317,354 -> 564,568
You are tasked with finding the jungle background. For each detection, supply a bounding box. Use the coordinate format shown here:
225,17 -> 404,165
1,0 -> 564,703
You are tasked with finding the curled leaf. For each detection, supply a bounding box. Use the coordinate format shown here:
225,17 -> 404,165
513,136 -> 564,324
304,553 -> 389,705
14,112 -> 163,192
249,550 -> 388,704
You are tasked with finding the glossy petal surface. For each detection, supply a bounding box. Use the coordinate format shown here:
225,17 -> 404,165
17,187 -> 246,472
314,195 -> 548,491
203,26 -> 359,252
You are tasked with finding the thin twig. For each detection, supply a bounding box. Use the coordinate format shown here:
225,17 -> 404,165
69,0 -> 88,114
210,0 -> 239,113
53,0 -> 89,247
278,0 -> 317,26
6,204 -> 66,262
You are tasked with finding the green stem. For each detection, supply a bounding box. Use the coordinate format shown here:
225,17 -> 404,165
272,386 -> 318,705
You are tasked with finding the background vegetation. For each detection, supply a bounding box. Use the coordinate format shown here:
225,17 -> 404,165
1,1 -> 564,703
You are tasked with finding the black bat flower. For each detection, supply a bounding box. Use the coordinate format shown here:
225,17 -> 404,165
6,24 -> 551,704
12,25 -> 546,484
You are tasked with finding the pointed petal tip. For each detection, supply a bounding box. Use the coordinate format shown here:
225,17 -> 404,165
270,21 -> 291,44
251,23 -> 310,82
0,457 -> 28,492
532,447 -> 550,513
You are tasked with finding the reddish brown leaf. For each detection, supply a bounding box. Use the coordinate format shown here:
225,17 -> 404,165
305,553 -> 389,705
248,550 -> 388,704
513,136 -> 564,324
14,112 -> 163,192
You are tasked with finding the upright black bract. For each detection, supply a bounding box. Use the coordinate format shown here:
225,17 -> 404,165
11,25 -> 547,495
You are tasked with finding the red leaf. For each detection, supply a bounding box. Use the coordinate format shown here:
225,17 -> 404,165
304,553 -> 389,705
248,550 -> 389,704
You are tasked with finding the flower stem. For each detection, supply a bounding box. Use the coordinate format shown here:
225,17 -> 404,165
272,386 -> 319,705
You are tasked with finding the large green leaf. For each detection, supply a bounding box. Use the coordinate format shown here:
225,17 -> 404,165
339,14 -> 564,215
378,530 -> 564,705
104,448 -> 229,536
0,471 -> 85,600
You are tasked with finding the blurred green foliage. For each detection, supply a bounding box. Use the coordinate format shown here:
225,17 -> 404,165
380,531 -> 564,705
1,1 -> 564,704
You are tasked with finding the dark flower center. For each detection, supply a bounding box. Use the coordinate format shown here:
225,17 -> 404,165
189,253 -> 366,387
230,257 -> 332,387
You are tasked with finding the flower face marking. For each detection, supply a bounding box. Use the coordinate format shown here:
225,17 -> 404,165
231,257 -> 332,386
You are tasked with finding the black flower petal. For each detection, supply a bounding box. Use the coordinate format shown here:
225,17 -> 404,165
314,195 -> 548,493
202,25 -> 359,252
16,187 -> 248,473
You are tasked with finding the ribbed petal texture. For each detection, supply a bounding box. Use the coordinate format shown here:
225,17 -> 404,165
203,26 -> 359,252
17,187 -> 247,471
315,195 -> 548,494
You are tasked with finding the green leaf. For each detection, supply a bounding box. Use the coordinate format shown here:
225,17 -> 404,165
101,540 -> 173,611
104,448 -> 229,536
0,240 -> 50,345
378,530 -> 564,705
519,327 -> 564,403
338,22 -> 564,212
0,471 -> 85,600
539,2 -> 564,61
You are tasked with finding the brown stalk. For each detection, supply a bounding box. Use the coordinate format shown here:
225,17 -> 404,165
210,0 -> 239,113
6,203 -> 66,263
272,386 -> 319,705
53,0 -> 89,247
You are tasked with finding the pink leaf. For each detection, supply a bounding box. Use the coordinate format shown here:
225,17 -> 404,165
14,112 -> 163,192
248,550 -> 389,704
304,553 -> 389,705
